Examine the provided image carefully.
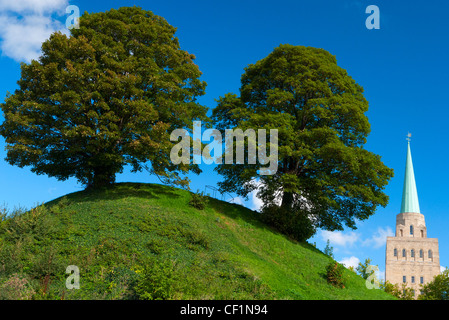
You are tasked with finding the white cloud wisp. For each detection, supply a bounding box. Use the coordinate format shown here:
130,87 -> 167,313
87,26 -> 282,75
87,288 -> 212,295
0,0 -> 69,62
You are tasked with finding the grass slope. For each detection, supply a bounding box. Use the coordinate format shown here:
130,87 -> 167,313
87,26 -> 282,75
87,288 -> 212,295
0,182 -> 394,300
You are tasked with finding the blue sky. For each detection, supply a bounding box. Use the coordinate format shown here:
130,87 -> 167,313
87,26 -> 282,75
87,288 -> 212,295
1,0 -> 449,281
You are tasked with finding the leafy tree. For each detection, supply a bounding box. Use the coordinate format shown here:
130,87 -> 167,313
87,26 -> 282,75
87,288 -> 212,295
0,6 -> 207,188
323,239 -> 334,259
356,258 -> 373,280
381,280 -> 415,300
212,44 -> 393,240
419,269 -> 449,300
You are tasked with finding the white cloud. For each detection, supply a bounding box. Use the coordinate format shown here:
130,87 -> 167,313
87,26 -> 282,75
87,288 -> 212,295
249,189 -> 264,211
320,226 -> 395,251
339,256 -> 360,269
244,178 -> 284,212
0,0 -> 67,14
321,230 -> 360,247
0,0 -> 69,62
229,196 -> 244,206
362,226 -> 394,249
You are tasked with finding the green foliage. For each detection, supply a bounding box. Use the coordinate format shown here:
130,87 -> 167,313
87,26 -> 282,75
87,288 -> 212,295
0,273 -> 35,300
356,258 -> 373,280
260,204 -> 315,242
3,205 -> 56,244
0,183 -> 394,300
323,240 -> 334,259
134,259 -> 177,300
419,269 -> 449,300
212,44 -> 394,240
0,6 -> 208,189
381,280 -> 415,300
325,261 -> 346,289
188,191 -> 209,210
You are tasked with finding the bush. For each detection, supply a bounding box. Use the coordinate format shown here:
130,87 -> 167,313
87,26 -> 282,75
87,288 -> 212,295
260,205 -> 315,242
4,205 -> 56,243
189,191 -> 208,210
418,269 -> 449,300
382,280 -> 414,300
134,259 -> 178,300
0,274 -> 35,300
325,261 -> 346,288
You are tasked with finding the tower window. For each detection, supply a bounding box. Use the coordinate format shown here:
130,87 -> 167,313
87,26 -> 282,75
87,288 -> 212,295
420,249 -> 423,258
411,249 -> 415,258
402,249 -> 406,257
428,250 -> 433,259
410,225 -> 414,235
394,248 -> 397,257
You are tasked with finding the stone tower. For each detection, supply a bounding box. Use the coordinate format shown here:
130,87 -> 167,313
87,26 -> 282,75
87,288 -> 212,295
385,138 -> 440,297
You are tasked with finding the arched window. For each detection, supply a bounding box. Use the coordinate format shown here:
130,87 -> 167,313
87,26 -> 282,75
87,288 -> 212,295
428,250 -> 433,259
394,248 -> 397,257
411,249 -> 415,258
400,229 -> 403,237
402,249 -> 406,257
419,249 -> 423,258
410,225 -> 414,235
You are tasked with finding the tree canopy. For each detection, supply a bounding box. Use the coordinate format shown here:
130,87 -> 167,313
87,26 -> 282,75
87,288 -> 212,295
212,44 -> 393,240
419,269 -> 449,300
0,6 -> 208,188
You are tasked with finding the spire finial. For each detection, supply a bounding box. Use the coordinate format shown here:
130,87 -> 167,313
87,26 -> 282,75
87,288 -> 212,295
406,132 -> 412,143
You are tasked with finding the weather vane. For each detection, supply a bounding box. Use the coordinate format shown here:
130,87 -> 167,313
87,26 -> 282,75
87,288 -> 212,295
406,132 -> 412,142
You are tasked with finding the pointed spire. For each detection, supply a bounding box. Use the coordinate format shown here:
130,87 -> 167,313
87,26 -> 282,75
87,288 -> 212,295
400,135 -> 420,213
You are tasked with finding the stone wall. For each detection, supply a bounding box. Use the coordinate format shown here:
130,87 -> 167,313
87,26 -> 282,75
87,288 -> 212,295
385,236 -> 440,297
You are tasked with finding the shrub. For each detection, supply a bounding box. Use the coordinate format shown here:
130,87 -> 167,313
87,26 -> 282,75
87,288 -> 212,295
104,266 -> 140,300
418,269 -> 449,300
260,205 -> 315,242
325,261 -> 346,288
382,280 -> 414,300
0,274 -> 35,300
189,191 -> 208,210
134,259 -> 177,300
183,229 -> 210,250
4,205 -> 56,243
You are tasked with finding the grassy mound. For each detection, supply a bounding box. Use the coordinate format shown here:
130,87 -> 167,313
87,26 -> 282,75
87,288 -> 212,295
0,182 -> 394,300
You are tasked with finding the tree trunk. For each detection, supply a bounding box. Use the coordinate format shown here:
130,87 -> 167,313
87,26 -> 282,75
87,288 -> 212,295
88,167 -> 116,189
281,191 -> 294,210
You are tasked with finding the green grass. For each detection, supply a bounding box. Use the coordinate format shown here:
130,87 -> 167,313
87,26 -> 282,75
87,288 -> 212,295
0,182 -> 395,300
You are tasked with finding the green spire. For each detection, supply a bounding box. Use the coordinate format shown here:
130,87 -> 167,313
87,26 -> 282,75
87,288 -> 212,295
400,140 -> 420,213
